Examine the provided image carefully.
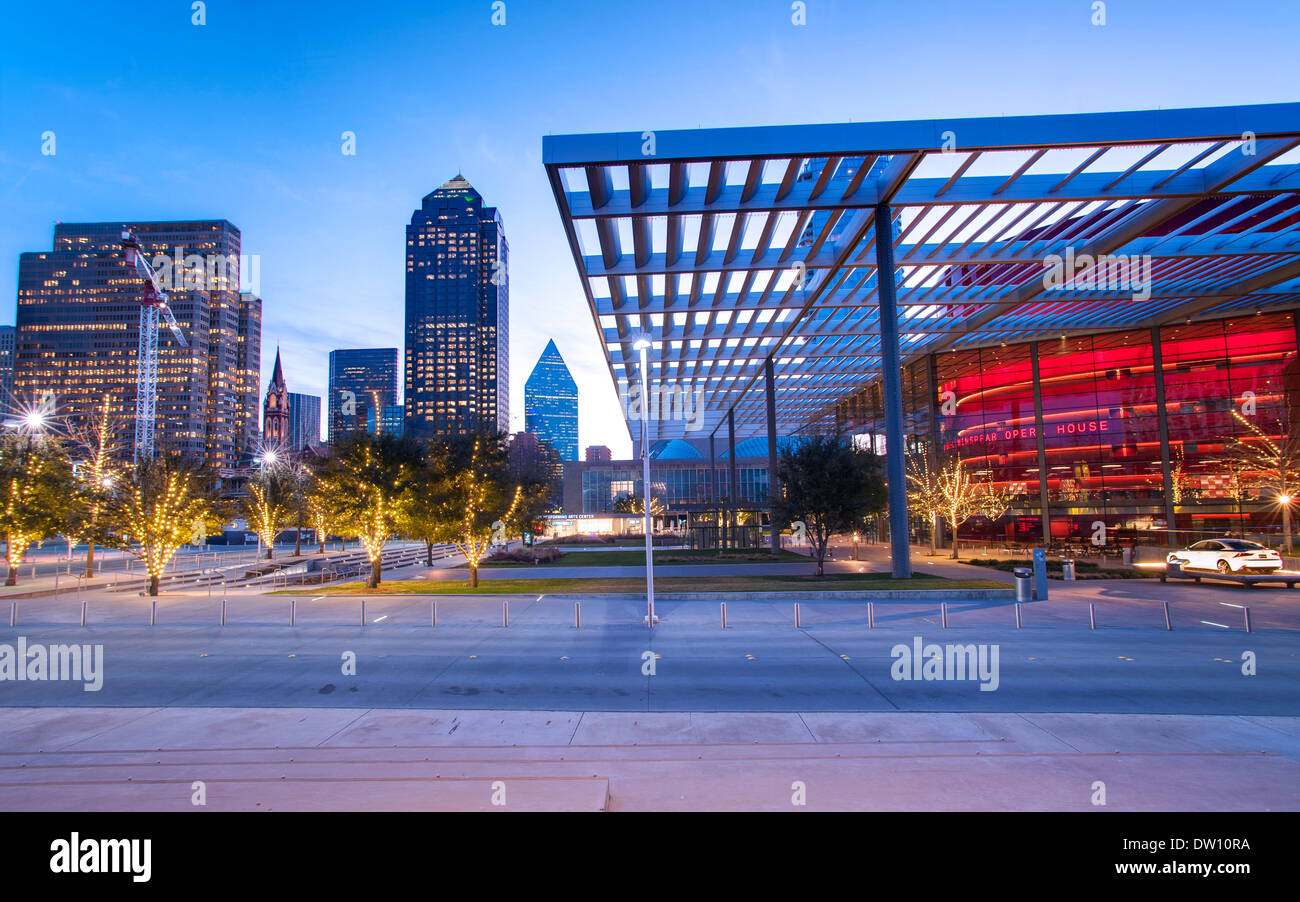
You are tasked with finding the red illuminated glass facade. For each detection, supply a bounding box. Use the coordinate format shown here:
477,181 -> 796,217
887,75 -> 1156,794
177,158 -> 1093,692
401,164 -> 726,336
837,311 -> 1300,548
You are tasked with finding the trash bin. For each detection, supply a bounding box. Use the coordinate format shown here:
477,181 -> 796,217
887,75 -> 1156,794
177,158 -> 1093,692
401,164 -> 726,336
1013,567 -> 1033,602
1062,559 -> 1076,581
1122,546 -> 1133,566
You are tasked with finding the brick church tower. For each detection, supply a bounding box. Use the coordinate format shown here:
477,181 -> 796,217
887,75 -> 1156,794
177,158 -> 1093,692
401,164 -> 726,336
262,347 -> 290,449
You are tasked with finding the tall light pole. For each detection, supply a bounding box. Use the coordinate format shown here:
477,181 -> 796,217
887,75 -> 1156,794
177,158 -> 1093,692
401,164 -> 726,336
633,335 -> 657,627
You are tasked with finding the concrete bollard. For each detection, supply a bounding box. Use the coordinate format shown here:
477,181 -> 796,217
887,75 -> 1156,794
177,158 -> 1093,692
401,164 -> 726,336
720,602 -> 727,629
431,601 -> 437,627
574,602 -> 580,629
221,599 -> 227,626
502,601 -> 509,627
941,602 -> 948,628
290,599 -> 296,627
1015,602 -> 1022,629
80,601 -> 87,627
360,599 -> 366,626
794,603 -> 801,629
1244,606 -> 1252,633
150,600 -> 157,627
1089,603 -> 1096,630
867,601 -> 874,629
1163,601 -> 1172,631
9,601 -> 15,627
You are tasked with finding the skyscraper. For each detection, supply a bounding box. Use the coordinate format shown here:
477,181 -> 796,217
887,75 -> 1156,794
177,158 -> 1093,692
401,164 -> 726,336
262,348 -> 289,448
236,292 -> 263,459
524,339 -> 578,461
15,221 -> 258,469
287,392 -> 321,451
328,348 -> 398,445
0,326 -> 15,405
404,175 -> 509,442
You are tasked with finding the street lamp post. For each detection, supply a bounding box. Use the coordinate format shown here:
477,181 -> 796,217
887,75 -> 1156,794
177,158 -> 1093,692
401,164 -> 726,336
1280,493 -> 1293,555
633,336 -> 657,627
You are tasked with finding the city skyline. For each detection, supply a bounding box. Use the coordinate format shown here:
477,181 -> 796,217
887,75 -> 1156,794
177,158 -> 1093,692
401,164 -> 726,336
2,1 -> 1296,458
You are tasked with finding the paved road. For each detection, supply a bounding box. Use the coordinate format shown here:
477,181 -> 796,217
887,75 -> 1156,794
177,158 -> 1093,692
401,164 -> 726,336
2,588 -> 1295,714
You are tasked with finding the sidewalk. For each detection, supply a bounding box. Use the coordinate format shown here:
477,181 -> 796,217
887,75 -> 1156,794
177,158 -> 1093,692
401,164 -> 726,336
1,707 -> 1295,811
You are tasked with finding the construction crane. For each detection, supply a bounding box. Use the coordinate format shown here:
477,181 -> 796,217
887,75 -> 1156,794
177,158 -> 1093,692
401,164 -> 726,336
121,231 -> 188,461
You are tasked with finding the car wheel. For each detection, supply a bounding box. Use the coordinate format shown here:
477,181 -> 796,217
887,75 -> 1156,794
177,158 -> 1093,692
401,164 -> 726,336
1217,560 -> 1232,574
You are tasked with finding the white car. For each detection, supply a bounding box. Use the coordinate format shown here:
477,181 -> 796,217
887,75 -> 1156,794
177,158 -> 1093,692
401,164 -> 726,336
1167,539 -> 1283,574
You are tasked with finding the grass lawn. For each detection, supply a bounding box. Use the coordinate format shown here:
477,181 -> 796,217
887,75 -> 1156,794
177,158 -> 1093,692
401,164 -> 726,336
280,572 -> 1009,595
472,548 -> 812,568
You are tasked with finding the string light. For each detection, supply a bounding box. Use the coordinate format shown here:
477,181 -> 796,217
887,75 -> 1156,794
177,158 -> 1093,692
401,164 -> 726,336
116,466 -> 207,595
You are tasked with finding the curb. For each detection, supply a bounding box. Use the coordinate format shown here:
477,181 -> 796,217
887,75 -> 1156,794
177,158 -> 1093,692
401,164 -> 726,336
289,589 -> 1016,601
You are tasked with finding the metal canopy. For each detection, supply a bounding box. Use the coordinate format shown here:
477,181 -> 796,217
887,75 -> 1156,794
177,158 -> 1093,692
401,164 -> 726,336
543,103 -> 1300,442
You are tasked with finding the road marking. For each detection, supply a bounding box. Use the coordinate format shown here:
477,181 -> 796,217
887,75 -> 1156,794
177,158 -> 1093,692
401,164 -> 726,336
1219,602 -> 1244,609
374,615 -> 388,623
1200,620 -> 1229,629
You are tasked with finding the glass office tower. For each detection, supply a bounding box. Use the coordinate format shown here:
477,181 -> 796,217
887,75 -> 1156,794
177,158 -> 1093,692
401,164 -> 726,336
328,348 -> 398,446
404,175 -> 509,441
287,392 -> 321,451
524,339 -> 578,461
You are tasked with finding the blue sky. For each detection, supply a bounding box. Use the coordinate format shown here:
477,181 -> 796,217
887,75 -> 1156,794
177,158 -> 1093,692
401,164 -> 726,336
1,0 -> 1294,454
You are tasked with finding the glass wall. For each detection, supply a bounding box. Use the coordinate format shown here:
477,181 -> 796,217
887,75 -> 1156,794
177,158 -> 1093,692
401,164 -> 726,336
835,311 -> 1300,548
579,464 -> 767,513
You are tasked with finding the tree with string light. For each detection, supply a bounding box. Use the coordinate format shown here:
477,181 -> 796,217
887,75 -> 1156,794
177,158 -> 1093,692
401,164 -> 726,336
65,395 -> 121,577
102,454 -> 209,596
314,434 -> 421,588
613,493 -> 665,517
244,476 -> 290,560
0,434 -> 75,586
423,433 -> 521,589
905,452 -> 946,555
306,488 -> 334,555
920,457 -> 1013,561
1223,410 -> 1300,553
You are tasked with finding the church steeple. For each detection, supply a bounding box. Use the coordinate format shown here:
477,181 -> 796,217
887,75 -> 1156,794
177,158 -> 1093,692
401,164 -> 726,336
262,346 -> 290,449
270,347 -> 285,390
